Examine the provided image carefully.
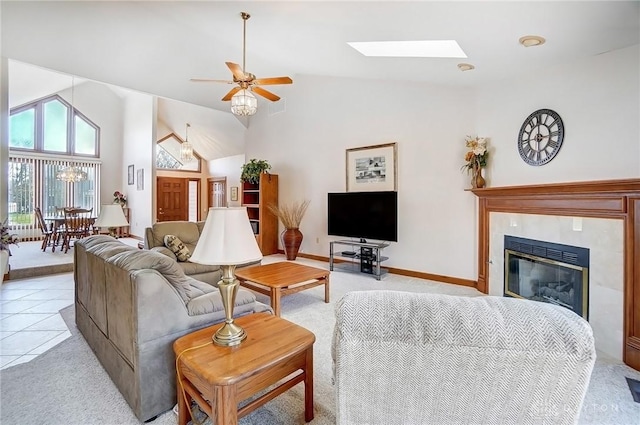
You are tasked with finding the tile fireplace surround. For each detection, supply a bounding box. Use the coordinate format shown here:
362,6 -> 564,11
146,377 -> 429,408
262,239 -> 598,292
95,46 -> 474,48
471,179 -> 640,372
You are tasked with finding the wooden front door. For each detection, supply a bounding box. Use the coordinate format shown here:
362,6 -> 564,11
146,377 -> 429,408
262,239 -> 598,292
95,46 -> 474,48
157,177 -> 188,221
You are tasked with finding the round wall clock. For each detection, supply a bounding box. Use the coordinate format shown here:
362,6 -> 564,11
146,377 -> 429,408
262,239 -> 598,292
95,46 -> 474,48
518,108 -> 564,166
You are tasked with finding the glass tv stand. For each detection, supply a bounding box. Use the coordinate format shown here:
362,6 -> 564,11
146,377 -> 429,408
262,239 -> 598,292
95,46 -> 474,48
329,240 -> 390,280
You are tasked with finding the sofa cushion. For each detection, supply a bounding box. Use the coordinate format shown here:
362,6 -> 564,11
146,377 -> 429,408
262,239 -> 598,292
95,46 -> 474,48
148,221 -> 200,253
107,249 -> 200,303
163,235 -> 191,262
187,288 -> 256,316
150,246 -> 177,261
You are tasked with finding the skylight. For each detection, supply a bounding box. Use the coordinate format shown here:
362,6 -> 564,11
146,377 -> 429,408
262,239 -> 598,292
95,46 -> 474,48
347,40 -> 467,58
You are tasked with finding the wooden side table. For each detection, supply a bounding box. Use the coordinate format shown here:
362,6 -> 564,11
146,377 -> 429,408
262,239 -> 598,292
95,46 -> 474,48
173,312 -> 315,425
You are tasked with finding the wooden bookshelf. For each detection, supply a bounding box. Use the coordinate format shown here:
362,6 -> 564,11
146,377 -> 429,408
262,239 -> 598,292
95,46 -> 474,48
242,173 -> 278,255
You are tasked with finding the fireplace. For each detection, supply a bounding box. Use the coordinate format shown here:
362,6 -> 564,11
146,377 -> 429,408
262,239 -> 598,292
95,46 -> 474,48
504,235 -> 589,319
471,179 -> 640,371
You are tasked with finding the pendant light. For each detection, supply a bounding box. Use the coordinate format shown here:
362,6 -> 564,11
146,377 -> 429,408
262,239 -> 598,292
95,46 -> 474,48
180,123 -> 194,163
56,76 -> 88,183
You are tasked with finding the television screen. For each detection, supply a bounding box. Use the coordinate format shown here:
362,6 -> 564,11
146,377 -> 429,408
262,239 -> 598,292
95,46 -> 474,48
327,191 -> 398,242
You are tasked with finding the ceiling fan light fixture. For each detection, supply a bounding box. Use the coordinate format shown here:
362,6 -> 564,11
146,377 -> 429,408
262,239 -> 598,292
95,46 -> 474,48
231,89 -> 257,116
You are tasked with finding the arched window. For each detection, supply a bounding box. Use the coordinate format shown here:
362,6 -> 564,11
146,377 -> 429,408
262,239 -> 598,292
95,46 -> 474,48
9,94 -> 99,157
7,95 -> 101,234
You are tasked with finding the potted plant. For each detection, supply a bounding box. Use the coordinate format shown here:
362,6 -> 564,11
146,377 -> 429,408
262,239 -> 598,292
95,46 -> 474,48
268,200 -> 310,261
1,218 -> 19,282
240,159 -> 271,184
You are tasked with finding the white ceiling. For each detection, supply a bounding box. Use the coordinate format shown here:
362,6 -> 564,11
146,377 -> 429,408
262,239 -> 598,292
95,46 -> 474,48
3,1 -> 639,161
3,1 -> 638,114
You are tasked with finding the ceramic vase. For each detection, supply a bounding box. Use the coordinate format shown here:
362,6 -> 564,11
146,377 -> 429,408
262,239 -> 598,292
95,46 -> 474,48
282,228 -> 303,260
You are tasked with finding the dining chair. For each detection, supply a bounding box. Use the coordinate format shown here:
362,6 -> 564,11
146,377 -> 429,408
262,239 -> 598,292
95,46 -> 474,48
34,207 -> 56,252
61,208 -> 94,253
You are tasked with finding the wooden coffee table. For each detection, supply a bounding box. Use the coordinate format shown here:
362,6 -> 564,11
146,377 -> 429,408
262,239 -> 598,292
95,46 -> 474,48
174,312 -> 315,425
234,262 -> 330,316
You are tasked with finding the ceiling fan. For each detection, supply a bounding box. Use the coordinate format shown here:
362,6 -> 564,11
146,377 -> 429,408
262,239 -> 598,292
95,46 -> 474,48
190,12 -> 292,110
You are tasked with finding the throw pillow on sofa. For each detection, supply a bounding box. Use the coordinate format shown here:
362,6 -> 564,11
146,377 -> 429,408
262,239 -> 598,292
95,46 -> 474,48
164,235 -> 191,262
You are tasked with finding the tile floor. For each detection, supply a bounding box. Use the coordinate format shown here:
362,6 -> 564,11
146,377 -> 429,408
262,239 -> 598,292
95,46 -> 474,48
0,272 -> 74,369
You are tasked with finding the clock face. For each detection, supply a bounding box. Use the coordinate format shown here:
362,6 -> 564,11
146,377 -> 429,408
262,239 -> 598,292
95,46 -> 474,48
518,109 -> 564,166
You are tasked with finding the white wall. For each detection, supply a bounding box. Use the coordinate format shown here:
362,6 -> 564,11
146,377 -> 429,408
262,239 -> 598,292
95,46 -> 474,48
477,45 -> 640,186
122,92 -> 156,237
245,46 -> 639,281
56,81 -> 124,205
246,75 -> 478,279
210,154 -> 245,207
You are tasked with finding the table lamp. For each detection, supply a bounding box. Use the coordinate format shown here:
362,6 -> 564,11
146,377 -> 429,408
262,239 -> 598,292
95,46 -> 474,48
94,204 -> 129,238
190,207 -> 263,346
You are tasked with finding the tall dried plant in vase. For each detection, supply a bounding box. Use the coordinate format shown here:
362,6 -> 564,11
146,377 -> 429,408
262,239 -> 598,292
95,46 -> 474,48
268,200 -> 310,260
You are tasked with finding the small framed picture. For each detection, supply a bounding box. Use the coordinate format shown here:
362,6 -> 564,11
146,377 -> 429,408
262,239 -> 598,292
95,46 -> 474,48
230,186 -> 239,202
137,169 -> 144,191
346,142 -> 397,192
127,165 -> 134,185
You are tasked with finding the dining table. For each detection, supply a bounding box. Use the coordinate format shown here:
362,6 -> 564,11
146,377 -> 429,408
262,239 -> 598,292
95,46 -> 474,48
43,215 -> 97,252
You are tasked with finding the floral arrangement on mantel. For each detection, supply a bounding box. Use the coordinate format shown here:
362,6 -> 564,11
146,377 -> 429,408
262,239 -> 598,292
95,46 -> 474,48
113,191 -> 127,206
0,219 -> 19,255
461,136 -> 489,188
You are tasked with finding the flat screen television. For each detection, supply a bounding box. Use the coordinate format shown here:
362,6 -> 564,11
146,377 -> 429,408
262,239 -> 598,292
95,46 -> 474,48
327,191 -> 398,242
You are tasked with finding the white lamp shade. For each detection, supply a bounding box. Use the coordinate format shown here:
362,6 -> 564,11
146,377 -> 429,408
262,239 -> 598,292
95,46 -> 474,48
190,207 -> 263,266
94,204 -> 129,228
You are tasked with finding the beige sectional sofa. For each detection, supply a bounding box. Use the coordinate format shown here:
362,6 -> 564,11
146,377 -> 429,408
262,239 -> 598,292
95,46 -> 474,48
74,235 -> 271,421
144,220 -> 221,284
145,220 -> 259,285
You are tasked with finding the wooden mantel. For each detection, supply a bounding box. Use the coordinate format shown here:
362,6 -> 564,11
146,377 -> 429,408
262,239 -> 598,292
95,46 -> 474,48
470,178 -> 640,371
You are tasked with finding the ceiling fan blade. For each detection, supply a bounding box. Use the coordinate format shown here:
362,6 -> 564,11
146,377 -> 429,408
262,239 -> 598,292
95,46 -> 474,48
252,86 -> 281,102
190,78 -> 234,84
253,76 -> 293,86
226,62 -> 246,80
221,86 -> 241,101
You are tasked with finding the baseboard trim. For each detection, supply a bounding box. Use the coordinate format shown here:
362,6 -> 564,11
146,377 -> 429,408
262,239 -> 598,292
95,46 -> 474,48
279,250 -> 477,288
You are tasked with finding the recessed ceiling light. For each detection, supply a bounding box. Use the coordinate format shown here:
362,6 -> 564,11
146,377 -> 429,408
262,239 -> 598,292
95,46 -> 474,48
457,63 -> 475,72
347,40 -> 467,58
519,35 -> 546,47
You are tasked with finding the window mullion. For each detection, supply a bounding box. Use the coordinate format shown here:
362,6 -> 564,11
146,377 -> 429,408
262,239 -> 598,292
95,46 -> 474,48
35,101 -> 44,151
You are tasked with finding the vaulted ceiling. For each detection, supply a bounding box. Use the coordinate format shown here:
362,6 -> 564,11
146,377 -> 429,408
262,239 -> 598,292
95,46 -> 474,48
3,1 -> 638,114
3,1 -> 638,161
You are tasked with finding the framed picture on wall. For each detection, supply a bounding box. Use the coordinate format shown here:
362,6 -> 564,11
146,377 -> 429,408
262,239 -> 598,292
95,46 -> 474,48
230,186 -> 239,202
128,165 -> 134,185
137,169 -> 144,191
346,142 -> 397,192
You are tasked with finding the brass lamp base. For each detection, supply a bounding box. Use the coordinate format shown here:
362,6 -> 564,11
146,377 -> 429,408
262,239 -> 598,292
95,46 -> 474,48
213,322 -> 247,346
108,227 -> 118,238
213,264 -> 247,346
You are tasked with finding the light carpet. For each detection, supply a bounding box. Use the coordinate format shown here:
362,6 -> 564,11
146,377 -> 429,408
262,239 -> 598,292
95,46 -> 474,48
1,258 -> 639,425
